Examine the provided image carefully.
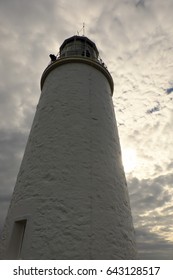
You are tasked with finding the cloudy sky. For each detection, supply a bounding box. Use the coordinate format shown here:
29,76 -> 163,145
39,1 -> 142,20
0,0 -> 173,259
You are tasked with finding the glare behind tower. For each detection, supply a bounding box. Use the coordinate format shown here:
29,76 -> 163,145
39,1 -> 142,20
0,35 -> 136,259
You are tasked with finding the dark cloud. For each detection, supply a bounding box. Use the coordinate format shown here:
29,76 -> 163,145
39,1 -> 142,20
136,0 -> 145,8
127,173 -> 173,258
0,129 -> 27,187
167,161 -> 173,170
0,195 -> 11,203
136,228 -> 173,259
129,174 -> 173,211
146,102 -> 161,114
166,87 -> 173,94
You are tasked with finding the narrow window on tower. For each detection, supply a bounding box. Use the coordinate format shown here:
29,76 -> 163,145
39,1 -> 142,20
7,219 -> 27,259
86,50 -> 90,57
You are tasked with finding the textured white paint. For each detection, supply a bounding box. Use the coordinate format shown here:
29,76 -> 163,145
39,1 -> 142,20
0,58 -> 136,259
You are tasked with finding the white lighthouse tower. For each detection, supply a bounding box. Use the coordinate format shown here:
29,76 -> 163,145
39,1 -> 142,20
0,35 -> 136,259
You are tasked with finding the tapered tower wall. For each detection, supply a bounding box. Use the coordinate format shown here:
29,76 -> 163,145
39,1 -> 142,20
0,36 -> 136,259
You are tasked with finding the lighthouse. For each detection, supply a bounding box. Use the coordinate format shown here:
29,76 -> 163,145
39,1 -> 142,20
0,35 -> 136,259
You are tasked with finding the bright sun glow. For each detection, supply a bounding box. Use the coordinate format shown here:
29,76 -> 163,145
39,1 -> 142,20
122,148 -> 138,173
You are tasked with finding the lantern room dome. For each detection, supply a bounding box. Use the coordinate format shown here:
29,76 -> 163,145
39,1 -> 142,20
59,35 -> 99,59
